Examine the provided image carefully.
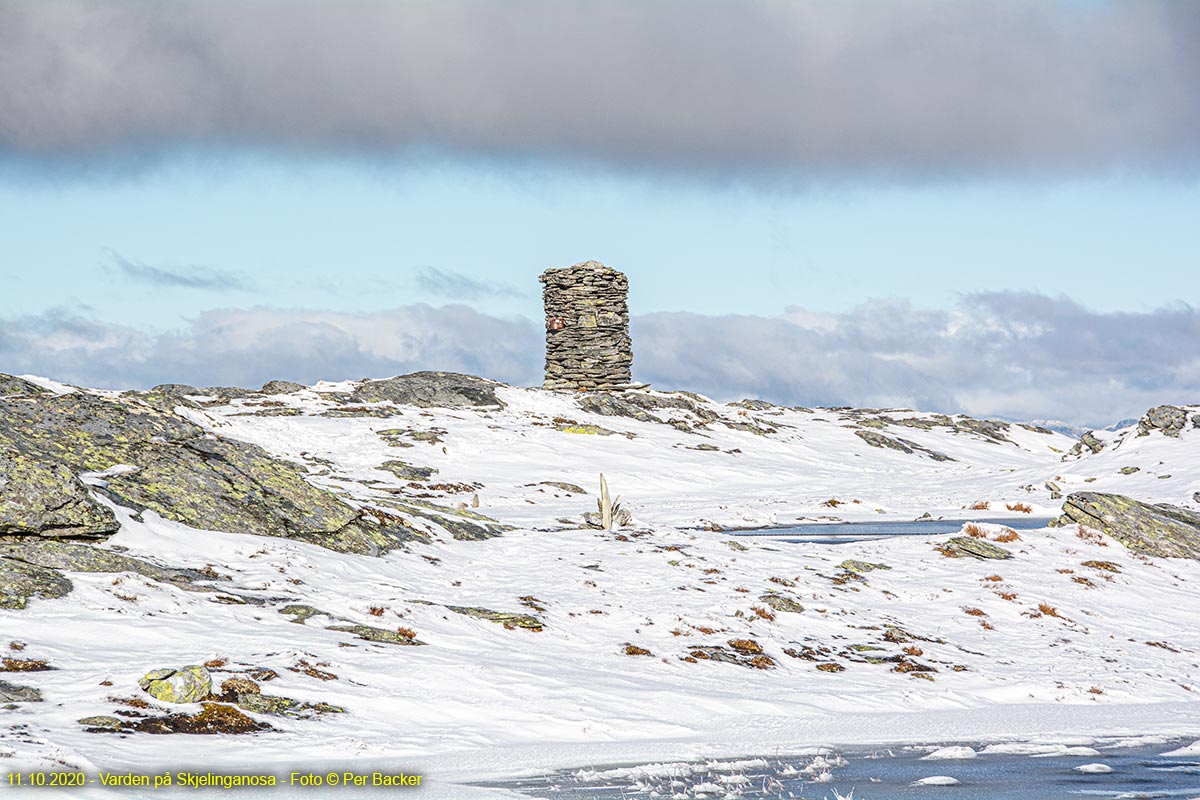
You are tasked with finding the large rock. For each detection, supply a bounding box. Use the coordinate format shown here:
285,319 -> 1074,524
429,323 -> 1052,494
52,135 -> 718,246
0,679 -> 42,702
1138,405 -> 1189,438
0,391 -> 417,555
0,449 -> 119,538
139,665 -> 212,703
0,557 -> 73,609
350,372 -> 505,408
1056,492 -> 1200,559
0,375 -> 47,398
0,540 -> 205,584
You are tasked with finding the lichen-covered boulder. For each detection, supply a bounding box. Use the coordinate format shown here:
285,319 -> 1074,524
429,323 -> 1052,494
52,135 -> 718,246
0,449 -> 119,538
1066,431 -> 1107,458
325,623 -> 425,645
139,665 -> 212,703
0,391 -> 418,555
350,371 -> 505,408
1056,492 -> 1200,559
1138,405 -> 1188,438
0,557 -> 72,609
940,537 -> 1013,560
446,606 -> 543,631
236,693 -> 344,718
1,679 -> 43,702
759,593 -> 805,613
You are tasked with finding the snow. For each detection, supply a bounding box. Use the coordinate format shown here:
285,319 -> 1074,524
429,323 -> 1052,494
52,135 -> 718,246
912,775 -> 961,785
1164,740 -> 1200,756
4,383 -> 1200,798
1074,763 -> 1113,773
922,746 -> 977,760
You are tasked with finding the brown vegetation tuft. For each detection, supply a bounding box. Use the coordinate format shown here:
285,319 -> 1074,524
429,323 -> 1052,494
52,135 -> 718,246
1038,602 -> 1061,618
1006,502 -> 1033,513
751,606 -> 776,621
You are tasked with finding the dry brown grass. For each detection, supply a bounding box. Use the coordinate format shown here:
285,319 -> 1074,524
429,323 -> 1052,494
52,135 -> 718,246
748,655 -> 776,670
728,639 -> 764,655
203,658 -> 227,668
1038,602 -> 1061,618
696,626 -> 717,635
997,591 -> 1018,601
624,644 -> 652,656
751,606 -> 776,621
1088,686 -> 1104,695
963,607 -> 988,617
395,627 -> 417,640
367,606 -> 385,617
968,500 -> 991,511
964,523 -> 987,538
1072,576 -> 1096,587
822,498 -> 843,508
983,574 -> 1004,582
994,529 -> 1021,543
1,658 -> 50,672
816,662 -> 845,673
1057,568 -> 1075,574
1077,526 -> 1108,546
1082,560 -> 1121,573
902,646 -> 924,657
1006,502 -> 1033,513
980,621 -> 995,630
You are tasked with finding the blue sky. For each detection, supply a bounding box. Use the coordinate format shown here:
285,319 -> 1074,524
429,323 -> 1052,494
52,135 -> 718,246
2,1 -> 1198,426
4,158 -> 1196,328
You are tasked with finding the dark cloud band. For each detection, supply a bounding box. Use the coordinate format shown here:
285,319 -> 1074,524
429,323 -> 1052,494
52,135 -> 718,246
1,2 -> 1197,177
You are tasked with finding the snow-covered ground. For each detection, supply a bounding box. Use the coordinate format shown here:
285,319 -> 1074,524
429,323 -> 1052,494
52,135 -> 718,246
4,379 -> 1200,798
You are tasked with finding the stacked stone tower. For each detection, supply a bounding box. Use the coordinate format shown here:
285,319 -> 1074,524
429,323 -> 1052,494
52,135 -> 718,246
539,261 -> 633,390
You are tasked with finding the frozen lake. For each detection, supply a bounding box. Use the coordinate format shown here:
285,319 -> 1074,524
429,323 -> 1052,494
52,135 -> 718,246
480,738 -> 1199,798
728,516 -> 1055,544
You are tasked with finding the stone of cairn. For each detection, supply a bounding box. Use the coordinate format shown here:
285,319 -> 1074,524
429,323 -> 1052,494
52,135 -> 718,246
539,260 -> 633,390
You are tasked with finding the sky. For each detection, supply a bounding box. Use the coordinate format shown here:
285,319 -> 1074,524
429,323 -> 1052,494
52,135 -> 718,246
2,1 -> 1198,427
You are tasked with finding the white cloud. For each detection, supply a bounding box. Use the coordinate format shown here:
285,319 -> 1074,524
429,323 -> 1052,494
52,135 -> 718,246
2,294 -> 1195,427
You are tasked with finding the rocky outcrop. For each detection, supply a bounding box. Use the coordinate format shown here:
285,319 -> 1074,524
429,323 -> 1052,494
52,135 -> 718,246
0,390 -> 419,555
1065,431 -> 1107,459
260,380 -> 307,395
0,375 -> 47,398
0,678 -> 42,702
0,557 -> 73,609
855,430 -> 954,462
0,540 -> 206,584
1,449 -> 119,538
1055,492 -> 1200,559
349,371 -> 505,408
540,261 -> 633,391
1138,405 -> 1190,438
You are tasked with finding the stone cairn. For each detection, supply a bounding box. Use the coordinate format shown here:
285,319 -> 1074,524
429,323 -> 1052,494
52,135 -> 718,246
539,261 -> 633,390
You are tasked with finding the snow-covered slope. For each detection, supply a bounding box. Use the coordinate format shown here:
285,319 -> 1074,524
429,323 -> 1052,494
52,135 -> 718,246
4,379 -> 1199,798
